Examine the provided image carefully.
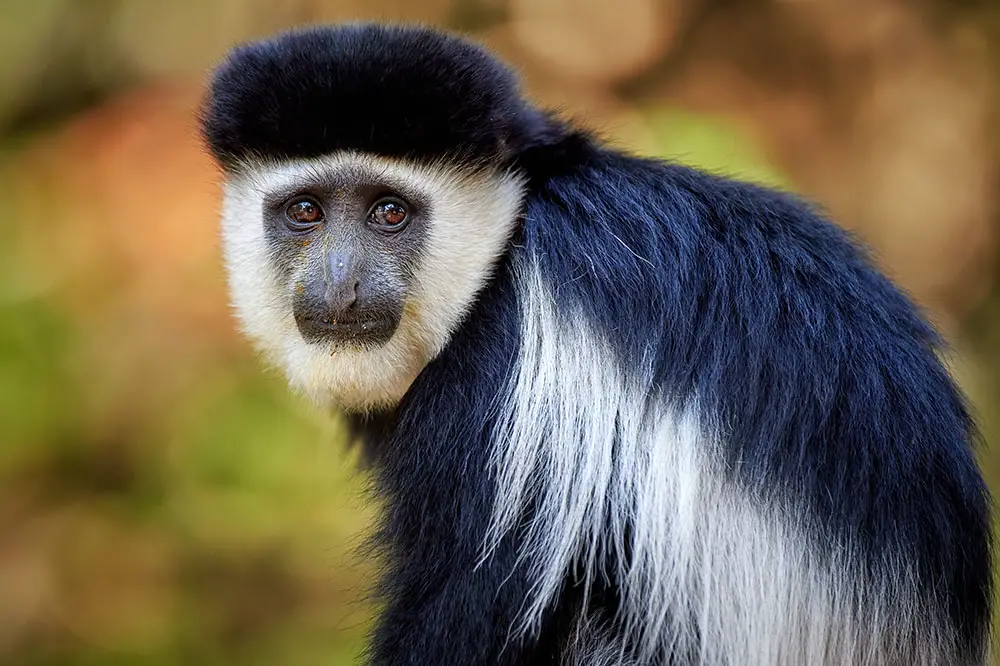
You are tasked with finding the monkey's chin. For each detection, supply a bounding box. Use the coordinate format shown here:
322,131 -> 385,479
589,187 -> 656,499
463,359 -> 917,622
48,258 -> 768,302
277,323 -> 429,414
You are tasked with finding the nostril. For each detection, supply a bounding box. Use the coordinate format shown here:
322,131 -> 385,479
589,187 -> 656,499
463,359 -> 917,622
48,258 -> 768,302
342,282 -> 359,309
325,278 -> 360,314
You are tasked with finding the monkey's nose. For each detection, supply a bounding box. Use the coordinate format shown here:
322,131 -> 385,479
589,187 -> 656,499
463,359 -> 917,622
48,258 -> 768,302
324,252 -> 359,317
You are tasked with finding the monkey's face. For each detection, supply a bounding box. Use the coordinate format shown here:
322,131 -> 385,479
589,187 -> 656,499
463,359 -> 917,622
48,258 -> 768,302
219,152 -> 524,412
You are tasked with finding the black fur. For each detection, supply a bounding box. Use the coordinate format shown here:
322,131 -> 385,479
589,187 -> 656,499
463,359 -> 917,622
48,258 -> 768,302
203,23 -> 993,666
201,23 -> 558,170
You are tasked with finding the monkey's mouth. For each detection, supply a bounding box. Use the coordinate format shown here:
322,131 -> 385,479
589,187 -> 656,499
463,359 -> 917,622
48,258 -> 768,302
294,312 -> 399,348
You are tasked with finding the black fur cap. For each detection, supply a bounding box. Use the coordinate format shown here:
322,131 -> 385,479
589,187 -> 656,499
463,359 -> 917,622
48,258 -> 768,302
201,23 -> 559,170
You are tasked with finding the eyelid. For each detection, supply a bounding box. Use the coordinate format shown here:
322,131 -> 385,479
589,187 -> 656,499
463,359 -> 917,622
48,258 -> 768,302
286,193 -> 320,206
370,193 -> 408,206
263,188 -> 321,214
287,197 -> 322,213
370,192 -> 416,218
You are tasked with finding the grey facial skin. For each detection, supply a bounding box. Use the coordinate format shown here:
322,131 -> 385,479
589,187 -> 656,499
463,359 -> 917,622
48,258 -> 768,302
261,164 -> 430,350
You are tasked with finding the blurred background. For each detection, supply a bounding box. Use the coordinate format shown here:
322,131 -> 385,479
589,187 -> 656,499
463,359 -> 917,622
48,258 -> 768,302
1,1 -> 999,664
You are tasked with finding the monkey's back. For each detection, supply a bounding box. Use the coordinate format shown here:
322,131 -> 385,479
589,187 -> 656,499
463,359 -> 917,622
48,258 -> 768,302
481,140 -> 993,664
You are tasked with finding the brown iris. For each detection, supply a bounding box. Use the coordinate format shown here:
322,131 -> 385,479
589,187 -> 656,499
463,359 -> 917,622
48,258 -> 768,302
285,197 -> 324,231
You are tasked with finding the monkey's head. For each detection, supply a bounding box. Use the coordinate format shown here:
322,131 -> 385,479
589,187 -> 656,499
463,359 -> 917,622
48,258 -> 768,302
200,23 -> 548,412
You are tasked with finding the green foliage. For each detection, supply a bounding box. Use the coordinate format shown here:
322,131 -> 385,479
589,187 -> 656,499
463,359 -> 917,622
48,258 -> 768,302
644,108 -> 793,190
0,272 -> 372,664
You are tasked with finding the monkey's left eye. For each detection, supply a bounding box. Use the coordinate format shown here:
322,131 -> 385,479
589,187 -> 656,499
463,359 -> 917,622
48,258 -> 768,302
368,197 -> 410,232
284,197 -> 325,231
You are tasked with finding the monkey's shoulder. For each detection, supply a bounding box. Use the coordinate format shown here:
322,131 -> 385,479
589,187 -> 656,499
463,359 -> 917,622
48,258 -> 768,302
521,142 -> 860,265
517,144 -> 927,348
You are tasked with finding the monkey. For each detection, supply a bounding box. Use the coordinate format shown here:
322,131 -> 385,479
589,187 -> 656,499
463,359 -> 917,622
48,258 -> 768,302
199,22 -> 993,666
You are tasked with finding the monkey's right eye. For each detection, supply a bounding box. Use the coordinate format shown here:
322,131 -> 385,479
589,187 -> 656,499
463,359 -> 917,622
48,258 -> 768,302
284,197 -> 325,232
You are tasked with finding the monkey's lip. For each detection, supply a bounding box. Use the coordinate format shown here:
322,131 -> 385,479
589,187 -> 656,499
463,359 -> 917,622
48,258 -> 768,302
294,313 -> 399,346
322,317 -> 391,331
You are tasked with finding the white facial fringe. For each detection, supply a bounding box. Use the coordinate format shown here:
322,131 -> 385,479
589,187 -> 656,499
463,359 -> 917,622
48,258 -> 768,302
219,152 -> 524,412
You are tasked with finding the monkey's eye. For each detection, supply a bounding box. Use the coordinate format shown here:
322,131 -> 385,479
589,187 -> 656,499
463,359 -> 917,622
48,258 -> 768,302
284,197 -> 324,231
368,197 -> 409,232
